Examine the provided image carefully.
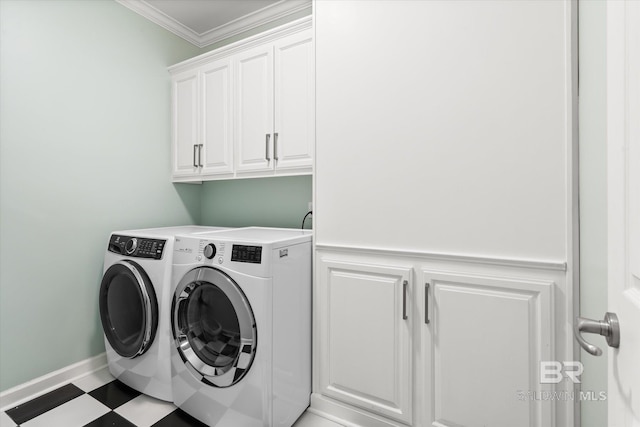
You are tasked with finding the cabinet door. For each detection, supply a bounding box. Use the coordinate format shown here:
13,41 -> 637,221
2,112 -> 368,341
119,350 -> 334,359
274,29 -> 314,172
235,45 -> 274,173
201,58 -> 233,176
421,271 -> 554,427
317,256 -> 413,425
171,70 -> 199,179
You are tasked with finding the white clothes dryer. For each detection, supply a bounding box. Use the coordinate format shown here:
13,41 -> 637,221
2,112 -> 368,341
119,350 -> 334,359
99,226 -> 228,401
170,227 -> 312,426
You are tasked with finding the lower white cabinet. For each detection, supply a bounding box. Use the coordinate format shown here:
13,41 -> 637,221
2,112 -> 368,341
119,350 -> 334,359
421,270 -> 554,427
317,257 -> 414,425
315,250 -> 559,427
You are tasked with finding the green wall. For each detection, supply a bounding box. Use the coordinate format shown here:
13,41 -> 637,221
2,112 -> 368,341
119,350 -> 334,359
0,0 -> 202,391
578,1 -> 608,426
200,176 -> 312,228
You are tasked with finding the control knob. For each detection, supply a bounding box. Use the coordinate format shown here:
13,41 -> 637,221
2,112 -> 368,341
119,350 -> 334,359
203,243 -> 217,259
125,238 -> 138,255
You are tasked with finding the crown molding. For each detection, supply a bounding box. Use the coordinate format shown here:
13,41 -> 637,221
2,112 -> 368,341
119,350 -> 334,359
168,15 -> 311,74
199,0 -> 311,47
116,0 -> 311,48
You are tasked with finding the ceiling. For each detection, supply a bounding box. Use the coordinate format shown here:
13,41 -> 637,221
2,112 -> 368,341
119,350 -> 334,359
117,0 -> 311,48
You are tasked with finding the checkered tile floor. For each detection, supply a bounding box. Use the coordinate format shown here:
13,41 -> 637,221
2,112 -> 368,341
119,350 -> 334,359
1,368 -> 340,427
1,368 -> 205,427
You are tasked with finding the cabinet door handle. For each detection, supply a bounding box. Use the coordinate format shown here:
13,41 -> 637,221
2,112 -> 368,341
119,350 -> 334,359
274,132 -> 279,161
402,280 -> 408,320
425,282 -> 430,324
265,134 -> 271,162
198,144 -> 203,167
193,145 -> 198,167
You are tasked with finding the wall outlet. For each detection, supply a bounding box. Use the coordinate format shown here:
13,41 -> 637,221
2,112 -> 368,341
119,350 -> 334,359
308,202 -> 313,211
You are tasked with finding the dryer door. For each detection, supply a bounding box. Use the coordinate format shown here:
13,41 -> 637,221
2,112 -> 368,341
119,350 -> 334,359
99,260 -> 158,358
173,267 -> 257,388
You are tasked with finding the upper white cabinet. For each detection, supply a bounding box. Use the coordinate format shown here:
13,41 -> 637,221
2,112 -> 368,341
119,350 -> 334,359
171,70 -> 199,178
273,30 -> 314,171
171,58 -> 233,181
170,19 -> 313,182
200,58 -> 234,176
171,58 -> 234,180
236,44 -> 274,173
236,30 -> 314,175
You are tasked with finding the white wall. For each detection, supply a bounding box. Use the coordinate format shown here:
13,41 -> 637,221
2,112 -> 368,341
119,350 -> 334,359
315,0 -> 572,261
0,0 -> 202,391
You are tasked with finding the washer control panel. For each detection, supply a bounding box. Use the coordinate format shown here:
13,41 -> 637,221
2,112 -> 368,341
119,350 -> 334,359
231,245 -> 262,264
108,234 -> 166,260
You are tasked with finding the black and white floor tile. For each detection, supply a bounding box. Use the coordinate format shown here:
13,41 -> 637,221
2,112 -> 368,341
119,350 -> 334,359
1,368 -> 341,427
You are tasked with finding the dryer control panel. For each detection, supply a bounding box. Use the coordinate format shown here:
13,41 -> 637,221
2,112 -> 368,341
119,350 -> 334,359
231,245 -> 262,264
108,234 -> 166,260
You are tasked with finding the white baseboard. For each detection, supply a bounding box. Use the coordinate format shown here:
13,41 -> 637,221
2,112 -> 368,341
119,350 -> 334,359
310,393 -> 404,427
0,353 -> 107,411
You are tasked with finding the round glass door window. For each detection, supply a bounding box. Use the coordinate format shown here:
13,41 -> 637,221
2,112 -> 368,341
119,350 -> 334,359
99,260 -> 158,358
173,267 -> 257,388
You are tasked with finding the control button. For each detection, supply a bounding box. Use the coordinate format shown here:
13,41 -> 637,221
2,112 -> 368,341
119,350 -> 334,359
203,243 -> 217,259
125,238 -> 138,255
196,255 -> 202,261
218,257 -> 223,264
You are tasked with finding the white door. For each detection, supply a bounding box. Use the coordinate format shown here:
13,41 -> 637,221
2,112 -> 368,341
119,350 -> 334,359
423,271 -> 554,427
200,58 -> 233,176
274,29 -> 314,172
171,70 -> 199,178
235,45 -> 274,173
607,2 -> 640,424
316,255 -> 413,424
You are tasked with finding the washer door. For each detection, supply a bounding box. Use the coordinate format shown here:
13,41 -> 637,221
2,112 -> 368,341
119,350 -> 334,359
99,260 -> 158,358
172,267 -> 257,388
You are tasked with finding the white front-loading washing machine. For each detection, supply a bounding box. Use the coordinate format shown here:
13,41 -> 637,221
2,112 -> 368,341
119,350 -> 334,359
99,226 -> 228,401
170,227 -> 312,426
